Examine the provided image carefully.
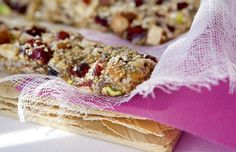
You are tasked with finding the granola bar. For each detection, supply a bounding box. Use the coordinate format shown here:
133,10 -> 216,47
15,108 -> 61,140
0,22 -> 157,96
0,0 -> 199,45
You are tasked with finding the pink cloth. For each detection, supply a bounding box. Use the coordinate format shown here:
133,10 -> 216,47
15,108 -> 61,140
176,133 -> 235,152
113,80 -> 236,150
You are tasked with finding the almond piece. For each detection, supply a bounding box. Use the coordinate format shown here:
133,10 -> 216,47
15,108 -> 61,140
107,63 -> 125,82
111,14 -> 129,33
147,25 -> 163,45
0,44 -> 19,59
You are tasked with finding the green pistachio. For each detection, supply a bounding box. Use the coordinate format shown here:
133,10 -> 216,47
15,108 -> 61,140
0,4 -> 11,15
102,86 -> 122,96
175,12 -> 184,24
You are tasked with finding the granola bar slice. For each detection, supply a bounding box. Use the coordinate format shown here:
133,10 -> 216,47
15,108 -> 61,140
1,0 -> 199,45
0,22 -> 157,96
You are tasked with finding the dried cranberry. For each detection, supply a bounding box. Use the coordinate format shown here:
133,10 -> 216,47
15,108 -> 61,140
134,0 -> 143,7
144,54 -> 157,63
177,2 -> 189,10
95,16 -> 108,27
167,25 -> 176,32
69,63 -> 90,78
156,0 -> 163,4
79,80 -> 93,87
126,26 -> 146,42
99,0 -> 111,5
0,25 -> 10,44
26,26 -> 46,37
83,0 -> 91,5
3,0 -> 27,14
47,67 -> 58,76
93,63 -> 103,77
57,31 -> 70,40
29,48 -> 51,64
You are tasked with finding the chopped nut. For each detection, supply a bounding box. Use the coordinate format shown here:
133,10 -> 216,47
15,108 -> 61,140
147,25 -> 163,45
0,44 -> 19,59
107,63 -> 125,82
111,14 -> 129,33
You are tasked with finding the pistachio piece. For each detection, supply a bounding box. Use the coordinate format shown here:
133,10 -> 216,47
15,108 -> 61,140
175,12 -> 184,24
0,44 -> 19,59
102,86 -> 122,96
0,3 -> 11,15
147,25 -> 163,45
111,14 -> 129,33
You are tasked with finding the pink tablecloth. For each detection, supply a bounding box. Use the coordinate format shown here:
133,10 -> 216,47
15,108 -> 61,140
113,80 -> 236,150
176,133 -> 235,152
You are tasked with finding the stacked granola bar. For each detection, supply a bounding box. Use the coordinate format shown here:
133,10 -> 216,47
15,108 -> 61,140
1,0 -> 199,45
0,22 -> 157,96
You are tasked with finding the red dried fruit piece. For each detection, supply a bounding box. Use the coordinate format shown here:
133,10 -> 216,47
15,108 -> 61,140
83,0 -> 91,5
79,80 -> 93,87
99,0 -> 111,5
26,26 -> 46,37
0,25 -> 10,44
70,63 -> 90,78
95,16 -> 108,27
57,31 -> 70,40
134,0 -> 143,7
144,54 -> 158,63
177,2 -> 189,10
29,48 -> 51,64
156,0 -> 163,4
126,26 -> 146,42
167,24 -> 176,32
93,63 -> 103,77
3,0 -> 27,14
